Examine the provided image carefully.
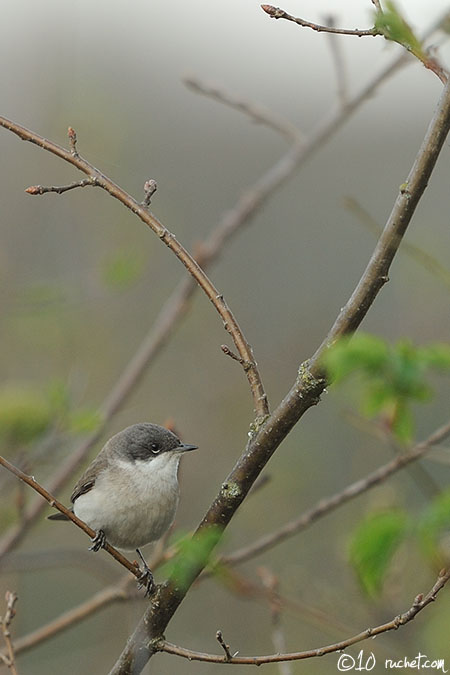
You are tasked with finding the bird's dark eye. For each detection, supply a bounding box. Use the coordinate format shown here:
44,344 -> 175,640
151,443 -> 160,453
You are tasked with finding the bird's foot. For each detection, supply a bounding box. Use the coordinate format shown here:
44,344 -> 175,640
89,529 -> 107,552
135,548 -> 155,597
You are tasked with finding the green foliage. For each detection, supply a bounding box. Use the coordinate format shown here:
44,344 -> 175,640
374,1 -> 425,60
349,510 -> 409,597
0,385 -> 52,449
417,489 -> 450,559
161,526 -> 223,590
68,408 -> 102,433
101,249 -> 145,291
323,334 -> 450,443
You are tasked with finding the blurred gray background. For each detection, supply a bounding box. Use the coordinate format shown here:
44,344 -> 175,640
1,1 -> 450,673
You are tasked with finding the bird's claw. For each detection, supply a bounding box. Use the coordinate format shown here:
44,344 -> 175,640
89,529 -> 107,552
135,548 -> 155,596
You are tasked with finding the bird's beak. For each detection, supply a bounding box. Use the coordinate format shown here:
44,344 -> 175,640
179,443 -> 198,452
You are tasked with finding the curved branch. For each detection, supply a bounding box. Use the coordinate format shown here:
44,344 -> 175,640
0,115 -> 268,419
156,568 -> 450,665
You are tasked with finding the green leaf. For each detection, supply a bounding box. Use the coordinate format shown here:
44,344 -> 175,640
349,510 -> 409,597
0,385 -> 52,449
101,249 -> 145,291
374,1 -> 424,58
161,526 -> 223,590
418,490 -> 450,558
323,334 -> 388,383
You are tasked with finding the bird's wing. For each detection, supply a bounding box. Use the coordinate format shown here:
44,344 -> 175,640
70,455 -> 105,503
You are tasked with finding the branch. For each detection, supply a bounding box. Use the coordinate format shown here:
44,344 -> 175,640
0,456 -> 143,582
261,5 -> 381,37
25,178 -> 98,195
0,119 -> 268,420
220,418 -> 450,567
0,20 -> 420,566
109,70 -> 450,675
0,592 -> 18,675
184,76 -> 303,143
156,568 -> 450,665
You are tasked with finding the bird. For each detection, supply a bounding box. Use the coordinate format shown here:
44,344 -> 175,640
48,422 -> 198,592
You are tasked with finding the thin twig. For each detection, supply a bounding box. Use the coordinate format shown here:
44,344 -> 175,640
184,76 -> 303,143
216,631 -> 234,662
25,178 -> 97,195
220,418 -> 450,567
0,592 -> 19,675
261,5 -> 381,37
0,118 -> 269,420
0,456 -> 142,582
324,15 -> 349,108
157,568 -> 450,665
344,195 -> 450,289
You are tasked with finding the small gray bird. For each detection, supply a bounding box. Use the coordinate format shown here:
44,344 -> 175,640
49,423 -> 198,591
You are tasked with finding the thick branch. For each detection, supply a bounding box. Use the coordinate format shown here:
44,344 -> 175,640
109,75 -> 450,675
0,116 -> 268,419
156,568 -> 450,665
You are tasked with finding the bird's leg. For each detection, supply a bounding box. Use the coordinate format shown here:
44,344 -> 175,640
89,529 -> 107,552
135,548 -> 155,596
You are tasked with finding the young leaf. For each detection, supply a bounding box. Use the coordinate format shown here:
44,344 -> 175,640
374,1 -> 424,59
349,510 -> 409,597
160,526 -> 223,590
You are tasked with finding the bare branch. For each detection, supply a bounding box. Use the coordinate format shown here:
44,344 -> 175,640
0,455 -> 143,582
0,592 -> 19,675
184,76 -> 303,143
25,178 -> 97,195
261,5 -> 381,37
156,568 -> 450,665
0,119 -> 269,420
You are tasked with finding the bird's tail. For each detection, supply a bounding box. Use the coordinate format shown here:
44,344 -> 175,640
47,512 -> 70,521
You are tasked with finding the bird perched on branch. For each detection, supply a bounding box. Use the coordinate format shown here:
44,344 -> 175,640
49,422 -> 198,592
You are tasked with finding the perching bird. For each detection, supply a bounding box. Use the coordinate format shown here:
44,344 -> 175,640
49,423 -> 198,591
